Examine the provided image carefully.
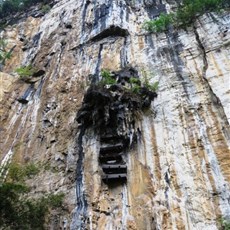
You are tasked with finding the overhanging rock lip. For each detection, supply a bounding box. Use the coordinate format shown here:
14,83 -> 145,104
102,173 -> 127,180
69,26 -> 129,51
101,164 -> 127,169
90,25 -> 129,42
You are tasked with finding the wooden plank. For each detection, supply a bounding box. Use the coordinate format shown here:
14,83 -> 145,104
101,164 -> 127,169
102,173 -> 127,179
100,144 -> 123,154
100,135 -> 122,142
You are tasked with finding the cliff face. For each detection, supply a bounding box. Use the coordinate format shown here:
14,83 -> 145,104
0,0 -> 230,229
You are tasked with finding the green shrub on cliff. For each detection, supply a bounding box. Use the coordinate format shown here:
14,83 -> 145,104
143,13 -> 174,32
141,69 -> 159,92
8,162 -> 40,182
41,4 -> 51,14
144,0 -> 230,32
221,218 -> 230,230
0,38 -> 14,70
99,69 -> 159,94
100,69 -> 116,85
129,77 -> 141,93
15,64 -> 37,78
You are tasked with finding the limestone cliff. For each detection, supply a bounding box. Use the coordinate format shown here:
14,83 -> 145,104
0,0 -> 230,229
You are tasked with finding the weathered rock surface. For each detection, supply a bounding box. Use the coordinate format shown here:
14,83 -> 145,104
0,72 -> 15,102
0,0 -> 230,229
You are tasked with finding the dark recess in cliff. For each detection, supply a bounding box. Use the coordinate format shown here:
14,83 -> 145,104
91,26 -> 129,42
77,67 -> 157,185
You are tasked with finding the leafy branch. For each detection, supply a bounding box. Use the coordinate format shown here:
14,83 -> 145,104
0,38 -> 15,70
143,0 -> 230,33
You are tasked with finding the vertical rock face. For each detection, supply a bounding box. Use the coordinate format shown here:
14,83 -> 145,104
0,0 -> 230,229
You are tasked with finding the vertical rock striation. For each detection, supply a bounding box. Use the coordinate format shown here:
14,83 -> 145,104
0,0 -> 230,229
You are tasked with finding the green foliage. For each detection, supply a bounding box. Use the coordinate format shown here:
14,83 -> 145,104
101,69 -> 111,79
0,38 -> 14,69
144,81 -> 159,92
99,69 -> 159,94
129,77 -> 140,85
0,0 -> 52,18
24,163 -> 40,178
129,77 -> 141,93
100,69 -> 116,85
46,193 -> 65,208
130,84 -> 140,93
0,182 -> 29,229
143,13 -> 173,32
0,0 -> 25,18
221,218 -> 230,230
0,162 -> 64,229
8,162 -> 40,182
0,182 -> 49,229
0,183 -> 64,229
15,64 -> 37,78
41,4 -> 51,14
143,0 -> 230,32
141,69 -> 159,92
8,164 -> 25,182
0,21 -> 7,30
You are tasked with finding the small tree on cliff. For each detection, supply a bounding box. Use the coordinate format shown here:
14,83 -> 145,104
0,38 -> 15,71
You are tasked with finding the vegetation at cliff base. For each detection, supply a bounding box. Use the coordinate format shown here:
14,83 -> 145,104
0,162 -> 64,229
143,0 -> 230,32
